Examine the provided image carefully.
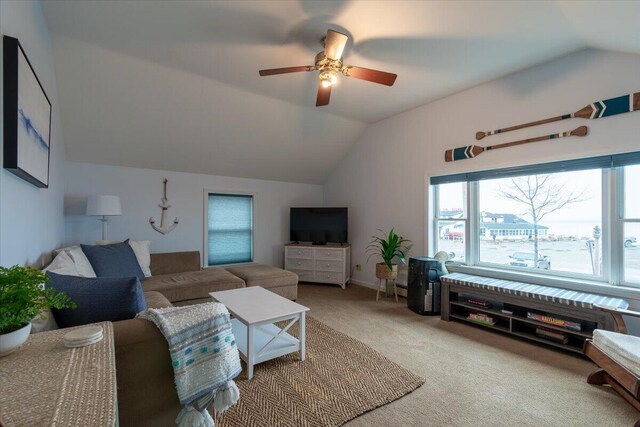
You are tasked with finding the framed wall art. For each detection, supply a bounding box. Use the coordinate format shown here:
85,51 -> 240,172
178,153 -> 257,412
3,35 -> 52,188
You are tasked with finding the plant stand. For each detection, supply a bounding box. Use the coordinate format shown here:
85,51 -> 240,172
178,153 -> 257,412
376,278 -> 398,302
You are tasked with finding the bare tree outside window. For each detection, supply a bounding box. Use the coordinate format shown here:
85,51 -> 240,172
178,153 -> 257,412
496,175 -> 587,267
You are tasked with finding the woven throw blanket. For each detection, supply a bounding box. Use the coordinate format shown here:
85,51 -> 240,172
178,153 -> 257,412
137,302 -> 242,427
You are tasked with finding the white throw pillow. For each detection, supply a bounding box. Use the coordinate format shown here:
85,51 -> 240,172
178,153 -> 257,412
43,250 -> 80,276
53,245 -> 97,278
96,239 -> 152,277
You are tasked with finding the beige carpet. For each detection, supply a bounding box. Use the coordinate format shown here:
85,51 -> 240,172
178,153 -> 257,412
290,283 -> 639,427
215,316 -> 424,426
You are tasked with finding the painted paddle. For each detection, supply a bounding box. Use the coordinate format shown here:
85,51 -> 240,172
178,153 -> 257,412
446,126 -> 588,162
476,92 -> 639,140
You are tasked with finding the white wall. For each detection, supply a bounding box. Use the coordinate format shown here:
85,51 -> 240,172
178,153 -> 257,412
64,161 -> 323,267
0,1 -> 66,267
324,49 -> 640,287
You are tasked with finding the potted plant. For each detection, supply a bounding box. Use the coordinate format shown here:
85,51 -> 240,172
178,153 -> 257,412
0,266 -> 75,356
367,229 -> 411,295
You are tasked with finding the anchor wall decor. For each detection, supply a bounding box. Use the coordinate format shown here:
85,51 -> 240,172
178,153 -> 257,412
149,178 -> 179,235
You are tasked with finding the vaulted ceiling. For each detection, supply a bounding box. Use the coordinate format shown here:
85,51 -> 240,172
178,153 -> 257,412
42,1 -> 640,184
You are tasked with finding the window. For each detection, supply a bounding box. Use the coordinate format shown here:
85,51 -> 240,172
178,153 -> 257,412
206,193 -> 253,266
622,165 -> 640,285
433,182 -> 467,262
429,152 -> 640,287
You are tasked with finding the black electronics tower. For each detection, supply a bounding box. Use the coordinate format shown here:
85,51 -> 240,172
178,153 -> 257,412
407,257 -> 443,315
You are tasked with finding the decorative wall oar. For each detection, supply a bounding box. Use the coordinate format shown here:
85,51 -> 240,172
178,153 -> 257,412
476,92 -> 639,140
445,126 -> 588,162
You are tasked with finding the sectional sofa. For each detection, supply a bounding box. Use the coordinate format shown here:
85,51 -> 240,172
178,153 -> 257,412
112,251 -> 298,425
142,251 -> 299,303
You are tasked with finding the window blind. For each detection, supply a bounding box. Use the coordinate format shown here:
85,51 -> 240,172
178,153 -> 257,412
430,150 -> 640,185
207,193 -> 253,266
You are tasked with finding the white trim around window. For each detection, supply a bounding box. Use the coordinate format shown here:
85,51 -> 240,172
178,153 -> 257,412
202,189 -> 256,268
427,165 -> 640,294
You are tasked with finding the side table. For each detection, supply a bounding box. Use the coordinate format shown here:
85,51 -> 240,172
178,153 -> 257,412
0,321 -> 118,426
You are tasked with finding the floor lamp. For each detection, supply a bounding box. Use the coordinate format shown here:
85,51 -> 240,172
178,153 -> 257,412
86,195 -> 122,240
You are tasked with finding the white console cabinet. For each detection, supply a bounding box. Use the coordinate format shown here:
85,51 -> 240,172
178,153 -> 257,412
285,243 -> 350,288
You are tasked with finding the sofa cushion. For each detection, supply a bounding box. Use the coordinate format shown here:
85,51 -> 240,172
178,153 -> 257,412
224,264 -> 298,300
143,291 -> 173,309
593,329 -> 640,377
141,268 -> 245,303
150,251 -> 201,276
225,264 -> 298,289
82,240 -> 145,281
46,272 -> 147,328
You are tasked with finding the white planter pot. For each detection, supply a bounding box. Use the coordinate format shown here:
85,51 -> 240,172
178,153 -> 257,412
0,323 -> 32,357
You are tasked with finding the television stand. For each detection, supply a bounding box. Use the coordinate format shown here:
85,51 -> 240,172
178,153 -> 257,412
284,243 -> 351,289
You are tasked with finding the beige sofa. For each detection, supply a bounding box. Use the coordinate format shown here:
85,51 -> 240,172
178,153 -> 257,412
113,251 -> 298,426
142,251 -> 246,304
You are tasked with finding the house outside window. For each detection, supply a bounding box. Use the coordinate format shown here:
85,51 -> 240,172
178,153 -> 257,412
433,182 -> 467,263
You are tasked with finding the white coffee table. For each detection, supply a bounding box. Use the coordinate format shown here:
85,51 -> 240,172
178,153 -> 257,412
210,286 -> 309,379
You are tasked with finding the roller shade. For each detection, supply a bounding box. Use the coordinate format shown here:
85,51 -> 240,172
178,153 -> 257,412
430,150 -> 640,185
207,193 -> 253,266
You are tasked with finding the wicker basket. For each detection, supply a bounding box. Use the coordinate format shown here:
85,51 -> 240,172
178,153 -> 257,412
376,263 -> 398,280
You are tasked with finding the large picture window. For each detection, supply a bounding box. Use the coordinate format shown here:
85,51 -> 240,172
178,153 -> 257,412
206,193 -> 253,266
430,152 -> 640,287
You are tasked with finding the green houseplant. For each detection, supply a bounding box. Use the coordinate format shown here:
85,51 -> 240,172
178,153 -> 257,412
0,266 -> 75,356
366,229 -> 411,295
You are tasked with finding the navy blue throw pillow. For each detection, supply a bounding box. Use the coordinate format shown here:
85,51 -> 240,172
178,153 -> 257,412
46,272 -> 147,328
81,240 -> 145,281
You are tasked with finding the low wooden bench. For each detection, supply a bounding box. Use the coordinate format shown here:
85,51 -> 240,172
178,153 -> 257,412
441,273 -> 629,354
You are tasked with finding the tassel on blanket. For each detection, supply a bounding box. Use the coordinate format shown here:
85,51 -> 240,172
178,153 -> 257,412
176,390 -> 217,427
175,405 -> 215,427
213,380 -> 240,413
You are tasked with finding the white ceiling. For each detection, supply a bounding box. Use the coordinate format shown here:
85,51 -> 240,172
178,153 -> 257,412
41,1 -> 640,184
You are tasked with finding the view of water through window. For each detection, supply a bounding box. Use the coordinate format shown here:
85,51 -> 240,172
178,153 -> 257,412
478,170 -> 602,276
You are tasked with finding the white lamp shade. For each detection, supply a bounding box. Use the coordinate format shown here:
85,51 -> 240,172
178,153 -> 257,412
86,195 -> 122,216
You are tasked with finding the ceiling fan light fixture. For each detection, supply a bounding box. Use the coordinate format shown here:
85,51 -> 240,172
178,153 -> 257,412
258,29 -> 397,107
319,68 -> 338,88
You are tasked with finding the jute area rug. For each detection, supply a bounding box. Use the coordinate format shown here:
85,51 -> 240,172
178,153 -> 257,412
215,316 -> 424,427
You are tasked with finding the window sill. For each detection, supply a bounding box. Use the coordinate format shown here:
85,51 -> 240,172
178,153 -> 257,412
204,261 -> 256,269
447,263 -> 640,301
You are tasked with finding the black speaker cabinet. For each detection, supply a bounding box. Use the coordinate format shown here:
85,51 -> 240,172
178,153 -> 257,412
407,257 -> 443,315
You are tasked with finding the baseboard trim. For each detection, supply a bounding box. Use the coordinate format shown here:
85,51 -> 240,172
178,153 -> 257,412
349,279 -> 407,298
349,279 -> 377,290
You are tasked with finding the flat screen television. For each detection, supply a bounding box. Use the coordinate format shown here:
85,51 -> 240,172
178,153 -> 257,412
290,207 -> 348,244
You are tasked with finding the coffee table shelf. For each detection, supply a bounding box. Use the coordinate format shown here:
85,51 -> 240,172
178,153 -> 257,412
231,320 -> 300,365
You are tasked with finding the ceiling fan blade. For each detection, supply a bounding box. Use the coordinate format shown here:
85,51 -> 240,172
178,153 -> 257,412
324,30 -> 348,60
345,66 -> 397,86
316,83 -> 331,107
259,66 -> 313,76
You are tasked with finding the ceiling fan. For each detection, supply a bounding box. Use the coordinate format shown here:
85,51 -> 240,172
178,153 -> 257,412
259,29 -> 397,107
